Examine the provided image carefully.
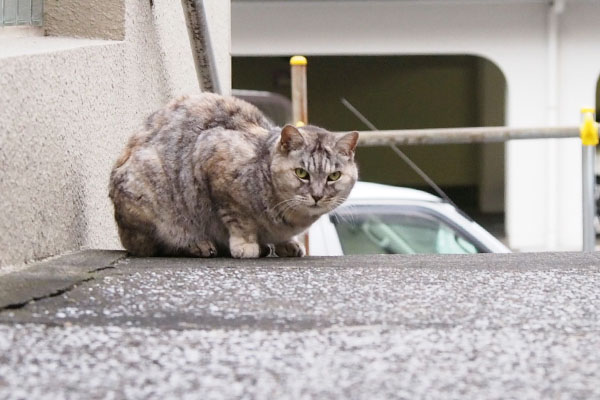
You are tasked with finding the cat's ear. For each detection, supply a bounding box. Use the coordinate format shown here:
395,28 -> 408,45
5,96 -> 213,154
280,124 -> 305,152
335,131 -> 359,156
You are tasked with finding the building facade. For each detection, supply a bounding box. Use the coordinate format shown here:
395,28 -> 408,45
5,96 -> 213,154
232,0 -> 600,252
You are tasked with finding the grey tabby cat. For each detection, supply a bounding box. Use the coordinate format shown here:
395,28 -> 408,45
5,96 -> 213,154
109,93 -> 359,258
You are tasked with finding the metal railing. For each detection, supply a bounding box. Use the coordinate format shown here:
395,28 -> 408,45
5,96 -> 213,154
342,98 -> 598,251
353,124 -> 597,252
286,55 -> 599,253
355,126 -> 579,147
1,0 -> 43,27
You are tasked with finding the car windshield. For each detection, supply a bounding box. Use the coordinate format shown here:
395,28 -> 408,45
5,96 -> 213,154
330,206 -> 482,255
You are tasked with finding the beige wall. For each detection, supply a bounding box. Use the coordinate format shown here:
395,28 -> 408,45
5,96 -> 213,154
0,0 -> 231,271
44,0 -> 125,40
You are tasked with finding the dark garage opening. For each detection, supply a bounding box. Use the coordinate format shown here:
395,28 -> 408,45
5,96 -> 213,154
232,55 -> 507,240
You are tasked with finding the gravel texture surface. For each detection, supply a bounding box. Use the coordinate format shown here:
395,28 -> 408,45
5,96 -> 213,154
1,252 -> 599,399
1,323 -> 599,400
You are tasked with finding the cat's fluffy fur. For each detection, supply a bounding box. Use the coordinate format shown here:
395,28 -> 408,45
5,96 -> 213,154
109,93 -> 358,258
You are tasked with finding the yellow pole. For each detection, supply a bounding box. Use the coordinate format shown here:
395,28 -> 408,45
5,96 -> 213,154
290,56 -> 310,254
580,107 -> 599,252
290,56 -> 308,126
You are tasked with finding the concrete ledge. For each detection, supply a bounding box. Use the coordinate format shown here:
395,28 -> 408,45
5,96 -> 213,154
3,251 -> 600,327
0,26 -> 44,38
0,250 -> 126,309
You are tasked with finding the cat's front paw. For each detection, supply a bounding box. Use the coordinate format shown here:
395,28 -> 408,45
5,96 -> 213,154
275,240 -> 305,257
230,242 -> 261,259
188,240 -> 217,258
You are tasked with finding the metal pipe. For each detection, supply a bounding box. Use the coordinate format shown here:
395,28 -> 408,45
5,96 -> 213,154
181,0 -> 222,94
582,145 -> 596,252
353,126 -> 579,147
580,108 -> 598,252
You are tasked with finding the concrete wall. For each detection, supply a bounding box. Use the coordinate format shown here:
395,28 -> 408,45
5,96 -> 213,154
44,0 -> 125,40
0,0 -> 231,271
232,0 -> 600,251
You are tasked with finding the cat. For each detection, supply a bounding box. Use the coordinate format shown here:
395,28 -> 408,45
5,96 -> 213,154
108,93 -> 359,258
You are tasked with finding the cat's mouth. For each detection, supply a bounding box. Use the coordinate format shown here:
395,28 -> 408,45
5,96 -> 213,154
306,203 -> 328,215
309,200 -> 327,210
301,197 -> 331,214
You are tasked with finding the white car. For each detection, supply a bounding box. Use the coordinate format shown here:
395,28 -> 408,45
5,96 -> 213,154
308,182 -> 510,255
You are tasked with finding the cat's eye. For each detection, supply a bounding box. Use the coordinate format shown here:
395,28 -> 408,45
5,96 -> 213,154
295,168 -> 309,180
328,171 -> 342,181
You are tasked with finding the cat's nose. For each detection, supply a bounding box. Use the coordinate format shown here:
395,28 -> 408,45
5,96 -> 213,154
312,195 -> 323,204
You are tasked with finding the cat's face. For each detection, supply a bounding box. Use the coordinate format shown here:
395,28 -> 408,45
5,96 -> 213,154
271,125 -> 359,218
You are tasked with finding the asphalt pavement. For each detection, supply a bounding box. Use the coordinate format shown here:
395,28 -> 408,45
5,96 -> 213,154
1,250 -> 599,399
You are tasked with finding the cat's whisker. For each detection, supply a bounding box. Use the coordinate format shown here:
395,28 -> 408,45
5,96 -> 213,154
275,199 -> 301,221
269,198 -> 297,212
327,198 -> 356,225
280,201 -> 300,221
269,198 -> 299,219
339,206 -> 357,226
326,198 -> 345,210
